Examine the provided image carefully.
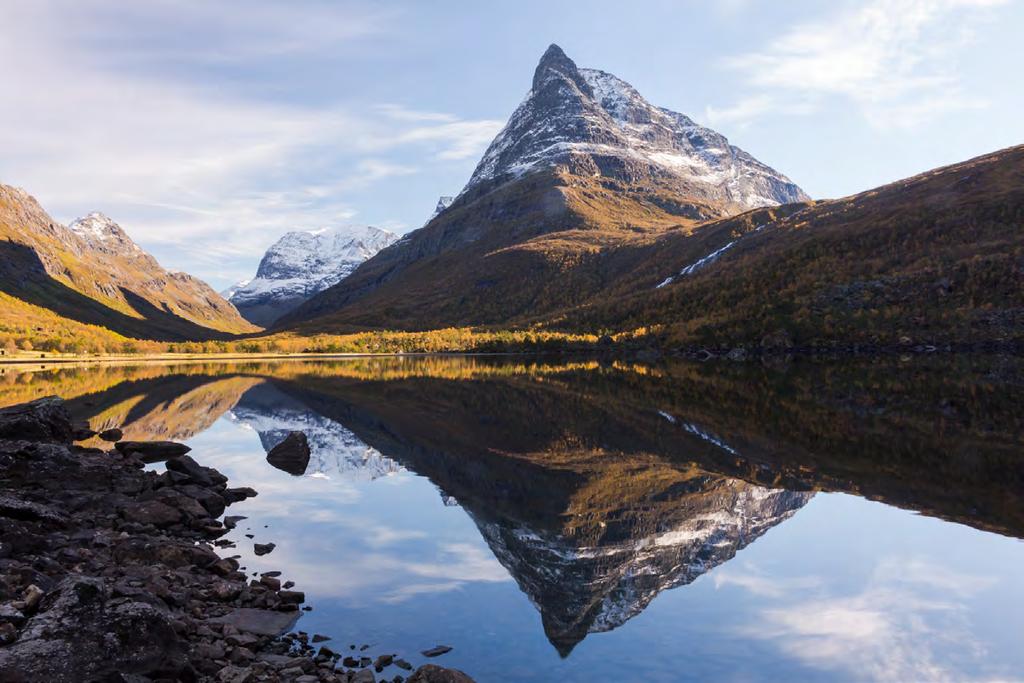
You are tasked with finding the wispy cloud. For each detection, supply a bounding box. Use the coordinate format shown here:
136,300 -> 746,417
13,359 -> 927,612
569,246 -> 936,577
0,2 -> 500,286
726,557 -> 998,682
708,0 -> 1008,129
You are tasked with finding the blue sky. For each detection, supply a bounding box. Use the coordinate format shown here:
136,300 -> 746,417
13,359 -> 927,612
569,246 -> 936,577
1,0 -> 1022,289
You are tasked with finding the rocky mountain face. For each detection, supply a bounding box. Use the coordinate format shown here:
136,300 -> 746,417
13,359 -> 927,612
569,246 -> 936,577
280,45 -> 807,332
0,185 -> 258,342
227,226 -> 398,327
466,44 -> 806,210
473,483 -> 811,655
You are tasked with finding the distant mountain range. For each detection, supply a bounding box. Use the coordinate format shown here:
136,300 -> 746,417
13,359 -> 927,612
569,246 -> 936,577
224,225 -> 398,326
278,44 -> 1024,349
278,44 -> 807,331
0,43 -> 1020,349
0,186 -> 257,346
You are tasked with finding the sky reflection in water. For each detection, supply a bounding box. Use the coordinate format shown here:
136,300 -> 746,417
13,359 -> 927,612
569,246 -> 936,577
3,356 -> 1022,682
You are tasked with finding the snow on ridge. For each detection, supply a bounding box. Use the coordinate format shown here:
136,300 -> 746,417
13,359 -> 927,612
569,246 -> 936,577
461,48 -> 807,210
228,224 -> 399,306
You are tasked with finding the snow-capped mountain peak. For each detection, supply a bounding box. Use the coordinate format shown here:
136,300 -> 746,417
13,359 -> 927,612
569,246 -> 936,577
68,212 -> 143,254
463,44 -> 808,211
227,224 -> 399,326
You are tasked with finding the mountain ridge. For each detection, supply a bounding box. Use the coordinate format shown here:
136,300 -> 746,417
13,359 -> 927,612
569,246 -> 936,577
278,44 -> 806,331
0,183 -> 258,348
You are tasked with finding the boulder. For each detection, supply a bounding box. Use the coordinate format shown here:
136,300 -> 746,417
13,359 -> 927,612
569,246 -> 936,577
265,431 -> 311,476
0,396 -> 73,443
0,576 -> 189,681
115,440 -> 191,462
408,664 -> 476,683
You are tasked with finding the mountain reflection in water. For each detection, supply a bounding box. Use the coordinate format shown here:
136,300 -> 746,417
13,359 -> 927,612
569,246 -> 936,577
1,355 -> 1021,675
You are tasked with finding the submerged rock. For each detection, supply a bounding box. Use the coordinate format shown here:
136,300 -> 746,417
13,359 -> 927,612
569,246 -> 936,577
266,431 -> 311,476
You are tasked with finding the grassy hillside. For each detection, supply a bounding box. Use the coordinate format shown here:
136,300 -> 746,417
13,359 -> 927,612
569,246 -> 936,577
555,145 -> 1024,348
0,184 -> 259,345
279,167 -> 733,332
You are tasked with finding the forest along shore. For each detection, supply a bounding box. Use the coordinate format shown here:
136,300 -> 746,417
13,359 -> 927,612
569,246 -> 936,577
0,397 -> 474,683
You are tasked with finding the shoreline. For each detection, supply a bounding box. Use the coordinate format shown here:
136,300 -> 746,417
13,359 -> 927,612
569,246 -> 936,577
0,397 -> 474,682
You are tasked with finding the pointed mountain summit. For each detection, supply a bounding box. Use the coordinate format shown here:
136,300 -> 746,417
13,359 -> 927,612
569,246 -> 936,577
466,44 -> 806,210
280,45 -> 808,332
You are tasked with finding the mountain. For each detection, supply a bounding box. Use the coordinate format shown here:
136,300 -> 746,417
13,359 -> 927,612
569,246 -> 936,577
472,482 -> 810,655
227,225 -> 398,326
557,144 -> 1024,348
0,186 -> 258,347
278,44 -> 806,332
464,46 -> 806,210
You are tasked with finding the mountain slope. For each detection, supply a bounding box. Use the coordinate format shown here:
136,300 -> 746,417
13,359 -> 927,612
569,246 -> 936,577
556,144 -> 1024,347
227,225 -> 398,326
279,44 -> 806,332
0,185 -> 259,345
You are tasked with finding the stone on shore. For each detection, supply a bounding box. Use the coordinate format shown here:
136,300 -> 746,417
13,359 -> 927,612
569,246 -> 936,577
98,427 -> 124,442
0,576 -> 189,681
266,431 -> 311,476
115,440 -> 192,461
408,664 -> 476,682
0,396 -> 73,442
206,608 -> 300,637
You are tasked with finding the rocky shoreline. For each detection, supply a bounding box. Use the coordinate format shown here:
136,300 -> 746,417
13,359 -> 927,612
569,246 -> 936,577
0,397 -> 474,683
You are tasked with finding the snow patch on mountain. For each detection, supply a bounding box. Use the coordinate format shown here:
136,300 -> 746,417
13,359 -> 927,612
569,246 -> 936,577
68,212 -> 143,254
462,45 -> 807,211
227,225 -> 399,326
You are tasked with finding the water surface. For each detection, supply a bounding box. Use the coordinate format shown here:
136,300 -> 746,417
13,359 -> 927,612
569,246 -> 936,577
2,356 -> 1022,682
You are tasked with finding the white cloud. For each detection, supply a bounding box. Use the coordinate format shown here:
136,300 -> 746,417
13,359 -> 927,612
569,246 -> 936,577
709,0 -> 1008,128
728,557 -> 998,682
0,2 -> 500,286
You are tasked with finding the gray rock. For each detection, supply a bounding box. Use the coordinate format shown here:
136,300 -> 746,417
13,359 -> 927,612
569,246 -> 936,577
206,607 -> 300,636
266,431 -> 311,476
165,454 -> 226,487
253,542 -> 276,556
408,664 -> 476,683
0,396 -> 73,443
420,645 -> 452,658
0,576 -> 188,681
115,440 -> 191,462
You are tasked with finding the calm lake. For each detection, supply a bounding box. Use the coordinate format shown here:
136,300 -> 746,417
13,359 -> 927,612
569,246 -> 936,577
1,355 -> 1022,682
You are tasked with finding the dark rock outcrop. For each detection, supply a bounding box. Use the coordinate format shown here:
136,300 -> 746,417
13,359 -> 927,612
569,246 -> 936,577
0,396 -> 73,442
115,439 -> 192,461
